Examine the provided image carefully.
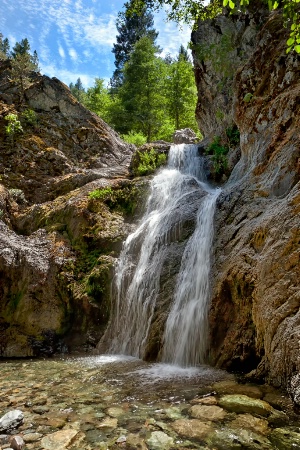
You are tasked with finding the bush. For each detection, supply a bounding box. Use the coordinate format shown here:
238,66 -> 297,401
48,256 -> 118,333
122,131 -> 147,147
5,113 -> 23,141
88,184 -> 139,215
21,108 -> 38,126
134,148 -> 167,176
206,136 -> 229,174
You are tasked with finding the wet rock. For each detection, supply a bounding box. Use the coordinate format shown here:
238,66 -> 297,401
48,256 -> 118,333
212,381 -> 263,399
172,419 -> 213,440
164,407 -> 182,420
189,405 -> 226,421
9,435 -> 24,450
230,413 -> 269,434
218,394 -> 272,416
0,411 -> 24,433
207,428 -> 273,449
106,407 -> 124,418
22,433 -> 43,443
32,406 -> 50,415
173,128 -> 198,144
269,427 -> 300,450
40,429 -> 78,450
126,433 -> 148,450
116,435 -> 126,443
97,417 -> 118,430
190,396 -> 217,405
0,435 -> 9,445
146,431 -> 174,450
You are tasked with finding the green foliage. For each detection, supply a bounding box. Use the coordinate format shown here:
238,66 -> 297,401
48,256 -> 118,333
89,184 -> 140,215
206,136 -> 229,174
0,33 -> 9,60
226,125 -> 240,146
128,0 -> 300,53
111,0 -> 159,90
5,114 -> 23,142
69,77 -> 86,102
134,148 -> 167,176
21,108 -> 38,126
122,131 -> 147,146
89,187 -> 114,200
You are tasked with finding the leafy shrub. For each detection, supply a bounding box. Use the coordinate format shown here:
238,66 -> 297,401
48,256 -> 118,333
206,136 -> 229,174
5,113 -> 23,141
89,187 -> 113,200
134,148 -> 167,176
122,131 -> 147,147
21,108 -> 38,126
88,184 -> 140,215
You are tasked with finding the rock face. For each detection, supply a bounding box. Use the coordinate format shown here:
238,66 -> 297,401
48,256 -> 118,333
193,10 -> 300,396
0,62 -> 143,356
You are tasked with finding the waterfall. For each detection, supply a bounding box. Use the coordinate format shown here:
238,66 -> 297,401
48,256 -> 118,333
105,144 -> 220,366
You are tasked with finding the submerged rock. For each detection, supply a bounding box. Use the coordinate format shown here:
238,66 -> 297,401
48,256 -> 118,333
218,394 -> 272,416
189,405 -> 226,421
40,429 -> 78,450
146,431 -> 174,450
172,418 -> 213,439
269,427 -> 300,450
206,427 -> 273,449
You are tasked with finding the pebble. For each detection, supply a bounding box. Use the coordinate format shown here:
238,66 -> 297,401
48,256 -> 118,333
9,436 -> 25,450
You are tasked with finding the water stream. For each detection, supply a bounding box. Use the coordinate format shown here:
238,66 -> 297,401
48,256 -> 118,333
105,144 -> 220,365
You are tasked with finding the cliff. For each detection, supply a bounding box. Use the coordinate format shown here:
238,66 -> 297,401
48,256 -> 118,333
192,9 -> 300,400
0,61 -> 145,356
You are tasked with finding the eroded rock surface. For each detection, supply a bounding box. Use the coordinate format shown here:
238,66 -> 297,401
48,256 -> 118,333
193,9 -> 300,397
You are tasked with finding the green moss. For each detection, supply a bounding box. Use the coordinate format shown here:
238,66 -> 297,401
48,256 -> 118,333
88,183 -> 141,215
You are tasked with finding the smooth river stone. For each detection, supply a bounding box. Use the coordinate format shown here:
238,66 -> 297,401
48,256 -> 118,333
106,407 -> 124,417
40,429 -> 78,450
230,413 -> 269,434
189,405 -> 226,421
207,428 -> 273,450
218,394 -> 273,416
146,431 -> 174,450
212,381 -> 263,399
172,419 -> 213,439
190,396 -> 217,405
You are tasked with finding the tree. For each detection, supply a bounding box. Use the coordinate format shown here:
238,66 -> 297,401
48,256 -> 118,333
0,33 -> 10,60
118,36 -> 167,141
69,77 -> 86,102
111,0 -> 159,89
11,38 -> 31,58
127,0 -> 300,53
165,46 -> 198,130
9,38 -> 39,96
84,78 -> 112,123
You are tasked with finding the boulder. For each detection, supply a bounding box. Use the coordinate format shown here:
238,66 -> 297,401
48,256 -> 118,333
173,128 -> 198,144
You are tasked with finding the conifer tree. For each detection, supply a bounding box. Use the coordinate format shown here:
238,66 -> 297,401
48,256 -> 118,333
111,0 -> 158,90
0,33 -> 10,60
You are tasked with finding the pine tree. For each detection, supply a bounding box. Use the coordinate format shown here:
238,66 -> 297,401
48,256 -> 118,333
0,33 -> 10,59
118,36 -> 166,141
9,38 -> 39,96
69,77 -> 86,102
111,0 -> 158,90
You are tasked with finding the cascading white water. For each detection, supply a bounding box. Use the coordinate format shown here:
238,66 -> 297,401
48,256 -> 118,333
162,187 -> 219,366
107,144 -> 220,366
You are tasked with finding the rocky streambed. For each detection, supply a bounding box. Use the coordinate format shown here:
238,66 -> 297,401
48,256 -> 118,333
0,356 -> 300,450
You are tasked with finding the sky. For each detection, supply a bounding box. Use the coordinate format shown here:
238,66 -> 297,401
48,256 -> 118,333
0,0 -> 192,88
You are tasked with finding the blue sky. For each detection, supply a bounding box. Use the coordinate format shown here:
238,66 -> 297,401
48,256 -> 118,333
0,0 -> 192,88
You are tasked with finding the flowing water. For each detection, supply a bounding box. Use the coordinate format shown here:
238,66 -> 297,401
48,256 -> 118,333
106,144 -> 220,365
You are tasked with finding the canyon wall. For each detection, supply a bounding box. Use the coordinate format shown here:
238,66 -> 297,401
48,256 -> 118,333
192,9 -> 300,399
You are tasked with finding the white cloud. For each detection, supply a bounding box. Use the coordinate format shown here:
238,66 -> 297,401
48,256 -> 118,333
154,10 -> 192,58
68,48 -> 78,61
41,63 -> 96,88
58,44 -> 65,58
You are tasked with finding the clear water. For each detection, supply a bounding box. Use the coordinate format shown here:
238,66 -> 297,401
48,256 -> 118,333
104,144 -> 220,365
